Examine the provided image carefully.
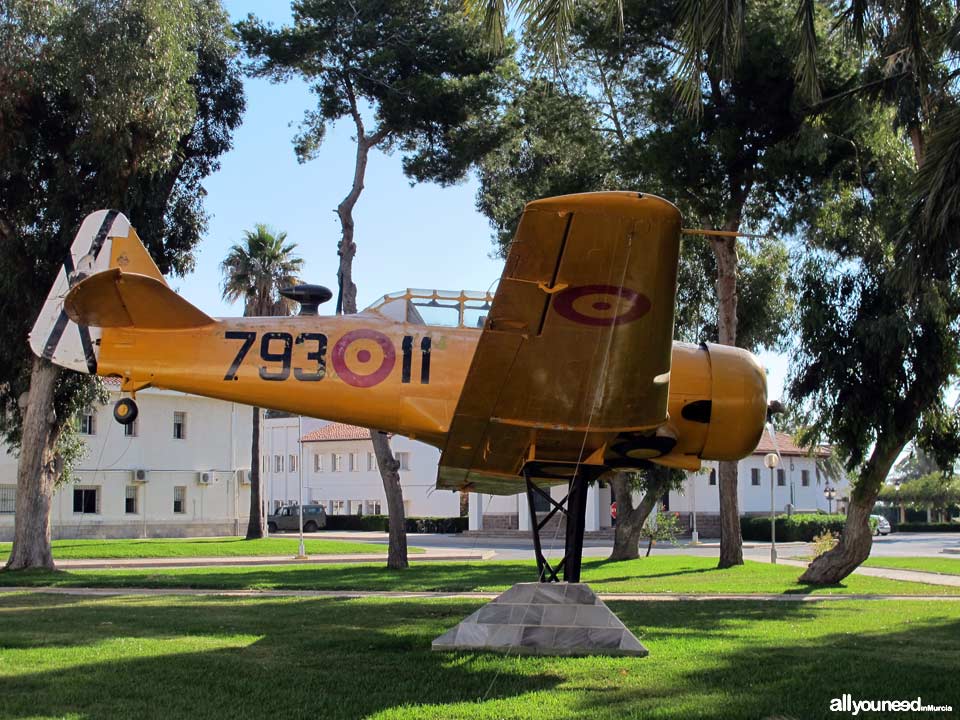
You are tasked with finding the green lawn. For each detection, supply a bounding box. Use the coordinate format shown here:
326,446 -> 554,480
0,592 -> 956,719
2,556 -> 958,595
863,556 -> 960,576
0,536 -> 425,561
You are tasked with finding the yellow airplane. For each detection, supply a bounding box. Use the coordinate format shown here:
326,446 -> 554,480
31,191 -> 767,581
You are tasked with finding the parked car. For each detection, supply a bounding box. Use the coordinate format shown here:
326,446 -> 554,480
870,514 -> 891,536
268,504 -> 327,533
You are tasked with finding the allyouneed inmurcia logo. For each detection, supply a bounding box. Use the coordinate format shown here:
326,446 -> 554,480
830,694 -> 953,715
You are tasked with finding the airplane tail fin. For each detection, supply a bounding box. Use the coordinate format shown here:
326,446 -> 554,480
29,210 -> 213,374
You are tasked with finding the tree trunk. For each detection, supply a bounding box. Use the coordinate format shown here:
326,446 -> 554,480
608,472 -> 660,561
799,436 -> 903,584
712,233 -> 744,568
5,357 -> 60,570
371,430 -> 408,569
245,406 -> 264,539
334,109 -> 405,569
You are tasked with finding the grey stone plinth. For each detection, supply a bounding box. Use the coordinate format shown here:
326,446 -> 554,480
432,582 -> 648,657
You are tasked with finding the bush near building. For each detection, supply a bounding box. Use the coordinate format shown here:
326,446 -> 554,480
740,514 -> 873,542
896,522 -> 960,533
324,515 -> 467,534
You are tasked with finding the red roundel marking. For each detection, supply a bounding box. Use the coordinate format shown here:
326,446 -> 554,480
553,284 -> 651,326
331,330 -> 395,387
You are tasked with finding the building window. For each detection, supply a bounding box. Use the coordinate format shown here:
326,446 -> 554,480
274,455 -> 283,473
123,418 -> 137,437
173,486 -> 186,514
125,485 -> 138,514
263,455 -> 269,473
79,410 -> 96,436
289,454 -> 297,472
366,499 -> 382,515
801,470 -> 810,487
0,485 -> 15,514
777,469 -> 786,486
173,411 -> 186,439
330,499 -> 345,515
396,452 -> 410,471
708,469 -> 716,486
314,453 -> 323,472
751,468 -> 760,486
332,453 -> 343,472
367,452 -> 376,471
349,453 -> 360,472
73,486 -> 100,514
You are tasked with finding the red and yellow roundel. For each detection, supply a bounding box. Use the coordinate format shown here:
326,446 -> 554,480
553,284 -> 651,326
331,329 -> 396,387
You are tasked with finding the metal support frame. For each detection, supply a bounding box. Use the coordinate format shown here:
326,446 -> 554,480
523,465 -> 604,583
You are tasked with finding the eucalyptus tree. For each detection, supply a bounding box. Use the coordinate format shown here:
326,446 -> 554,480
238,0 -> 514,569
0,0 -> 244,570
221,226 -> 302,540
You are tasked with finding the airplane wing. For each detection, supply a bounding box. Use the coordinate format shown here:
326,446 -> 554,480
438,192 -> 682,494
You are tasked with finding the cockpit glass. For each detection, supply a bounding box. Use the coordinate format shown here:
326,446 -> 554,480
364,289 -> 495,329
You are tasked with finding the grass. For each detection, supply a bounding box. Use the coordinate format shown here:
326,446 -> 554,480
2,555 -> 958,595
0,536 -> 425,561
862,555 -> 960,576
0,591 -> 956,719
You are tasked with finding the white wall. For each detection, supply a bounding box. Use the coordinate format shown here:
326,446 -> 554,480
264,418 -> 460,517
0,388 -> 253,539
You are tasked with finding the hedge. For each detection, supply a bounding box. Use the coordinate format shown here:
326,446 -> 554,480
896,522 -> 960,533
324,514 -> 467,534
740,513 -> 855,542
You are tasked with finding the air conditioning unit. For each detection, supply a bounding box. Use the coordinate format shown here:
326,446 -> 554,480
237,469 -> 251,485
198,471 -> 214,485
131,469 -> 149,483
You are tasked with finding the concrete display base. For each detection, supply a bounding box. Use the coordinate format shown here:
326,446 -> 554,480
432,582 -> 648,657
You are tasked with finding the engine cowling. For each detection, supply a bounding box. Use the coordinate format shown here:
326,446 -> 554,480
665,342 -> 768,464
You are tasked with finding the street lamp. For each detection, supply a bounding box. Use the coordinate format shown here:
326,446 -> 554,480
824,484 -> 836,514
764,452 -> 779,564
894,479 -> 904,524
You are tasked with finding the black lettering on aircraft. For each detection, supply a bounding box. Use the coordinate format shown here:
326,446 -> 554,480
259,332 -> 293,381
294,332 -> 327,381
224,331 -> 256,380
224,330 -> 431,385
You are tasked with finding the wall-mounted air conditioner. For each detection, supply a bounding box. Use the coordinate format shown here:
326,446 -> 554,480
198,471 -> 214,485
131,469 -> 149,483
237,469 -> 251,485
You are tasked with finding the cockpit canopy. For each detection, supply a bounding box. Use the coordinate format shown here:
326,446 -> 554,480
364,289 -> 495,329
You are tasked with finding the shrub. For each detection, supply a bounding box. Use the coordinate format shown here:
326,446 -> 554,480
811,530 -> 838,557
896,522 -> 960,533
741,514 -> 851,542
323,515 -> 467,534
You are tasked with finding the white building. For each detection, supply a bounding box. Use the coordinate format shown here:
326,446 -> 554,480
468,432 -> 845,537
260,419 -> 461,518
0,382 -> 253,540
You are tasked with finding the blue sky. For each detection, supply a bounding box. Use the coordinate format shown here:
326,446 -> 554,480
179,0 -> 788,400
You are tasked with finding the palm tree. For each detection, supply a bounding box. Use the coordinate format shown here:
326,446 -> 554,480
221,224 -> 303,539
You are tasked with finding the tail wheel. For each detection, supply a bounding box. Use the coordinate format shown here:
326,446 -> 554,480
113,398 -> 138,425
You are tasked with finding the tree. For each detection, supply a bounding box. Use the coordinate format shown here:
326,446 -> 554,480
238,0 -> 514,570
787,99 -> 960,582
221,225 -> 302,539
0,0 -> 244,570
608,466 -> 685,561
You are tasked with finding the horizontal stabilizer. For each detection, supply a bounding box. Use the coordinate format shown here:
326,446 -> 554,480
64,268 -> 214,329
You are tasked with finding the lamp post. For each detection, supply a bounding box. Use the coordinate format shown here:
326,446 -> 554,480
824,484 -> 836,514
894,479 -> 904,524
764,452 -> 779,564
296,414 -> 306,559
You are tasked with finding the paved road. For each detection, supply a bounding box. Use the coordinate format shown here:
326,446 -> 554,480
302,530 -> 960,562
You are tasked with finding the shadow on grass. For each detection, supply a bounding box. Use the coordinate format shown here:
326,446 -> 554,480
0,593 -> 559,720
583,601 -> 960,719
